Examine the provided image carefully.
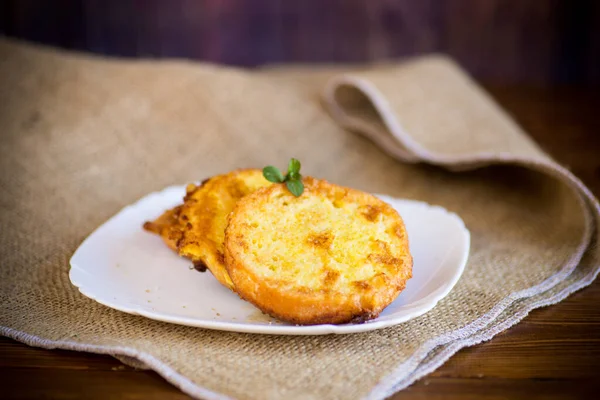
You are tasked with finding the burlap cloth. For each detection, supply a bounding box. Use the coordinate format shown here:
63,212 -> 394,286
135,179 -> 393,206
1,38 -> 598,400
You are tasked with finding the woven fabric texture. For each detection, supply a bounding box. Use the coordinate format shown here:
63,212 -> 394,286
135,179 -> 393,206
1,39 -> 598,400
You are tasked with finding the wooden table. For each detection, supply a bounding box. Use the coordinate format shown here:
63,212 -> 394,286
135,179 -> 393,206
2,86 -> 599,399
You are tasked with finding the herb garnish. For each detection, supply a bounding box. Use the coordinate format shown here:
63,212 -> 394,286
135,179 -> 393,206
262,158 -> 304,197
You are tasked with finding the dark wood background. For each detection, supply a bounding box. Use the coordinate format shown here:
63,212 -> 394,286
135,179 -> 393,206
1,0 -> 599,84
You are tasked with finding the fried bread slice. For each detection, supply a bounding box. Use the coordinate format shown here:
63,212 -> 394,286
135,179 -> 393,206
143,205 -> 183,252
178,169 -> 272,289
224,177 -> 412,325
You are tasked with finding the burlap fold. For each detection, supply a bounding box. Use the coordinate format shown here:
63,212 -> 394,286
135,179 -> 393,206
1,39 -> 598,400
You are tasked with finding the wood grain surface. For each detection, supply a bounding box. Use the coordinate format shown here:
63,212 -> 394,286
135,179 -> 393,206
1,0 -> 599,84
1,85 -> 599,399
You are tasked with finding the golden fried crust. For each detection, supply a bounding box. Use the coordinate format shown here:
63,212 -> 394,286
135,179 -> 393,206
143,206 -> 183,252
178,169 -> 272,290
224,177 -> 413,325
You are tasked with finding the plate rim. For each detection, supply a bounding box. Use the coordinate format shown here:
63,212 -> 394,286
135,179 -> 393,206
69,186 -> 470,335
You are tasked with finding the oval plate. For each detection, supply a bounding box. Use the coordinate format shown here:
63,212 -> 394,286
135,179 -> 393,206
70,186 -> 470,335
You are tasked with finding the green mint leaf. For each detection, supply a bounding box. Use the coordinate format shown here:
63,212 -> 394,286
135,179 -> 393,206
288,158 -> 301,175
263,158 -> 304,196
287,171 -> 301,181
263,166 -> 284,183
286,179 -> 304,197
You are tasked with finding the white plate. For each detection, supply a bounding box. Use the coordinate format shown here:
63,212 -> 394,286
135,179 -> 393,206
70,186 -> 470,335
